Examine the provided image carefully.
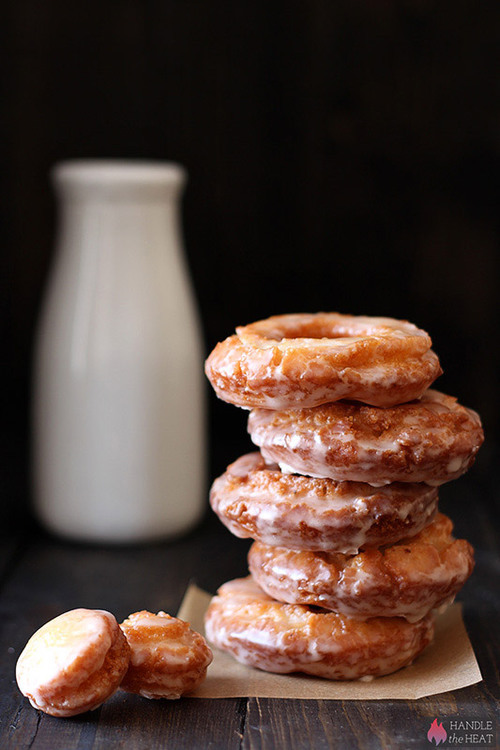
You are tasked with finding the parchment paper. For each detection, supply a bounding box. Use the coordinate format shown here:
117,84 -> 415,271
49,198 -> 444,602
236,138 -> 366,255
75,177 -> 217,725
178,584 -> 482,700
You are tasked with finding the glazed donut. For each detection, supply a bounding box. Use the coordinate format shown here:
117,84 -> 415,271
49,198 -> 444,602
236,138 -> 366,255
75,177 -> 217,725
248,390 -> 484,486
248,513 -> 474,622
16,609 -> 130,717
210,452 -> 438,553
120,611 -> 213,699
205,313 -> 442,409
204,577 -> 434,680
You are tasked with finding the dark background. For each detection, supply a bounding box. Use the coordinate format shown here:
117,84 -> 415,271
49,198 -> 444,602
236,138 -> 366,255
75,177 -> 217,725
2,1 -> 499,529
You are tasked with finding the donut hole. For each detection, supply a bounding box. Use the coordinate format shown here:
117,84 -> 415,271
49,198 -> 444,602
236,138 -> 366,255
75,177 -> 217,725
274,326 -> 352,341
247,318 -> 365,342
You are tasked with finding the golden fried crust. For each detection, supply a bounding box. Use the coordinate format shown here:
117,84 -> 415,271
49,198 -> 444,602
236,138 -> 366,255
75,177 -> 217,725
210,452 -> 438,553
204,577 -> 434,680
248,513 -> 474,621
205,313 -> 442,409
16,609 -> 130,717
248,389 -> 484,486
120,611 -> 213,699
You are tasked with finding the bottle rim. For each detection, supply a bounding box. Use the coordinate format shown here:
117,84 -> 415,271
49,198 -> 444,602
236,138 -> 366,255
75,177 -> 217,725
52,160 -> 187,195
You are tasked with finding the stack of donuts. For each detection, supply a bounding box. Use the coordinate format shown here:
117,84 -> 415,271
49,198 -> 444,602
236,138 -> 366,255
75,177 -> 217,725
204,313 -> 483,681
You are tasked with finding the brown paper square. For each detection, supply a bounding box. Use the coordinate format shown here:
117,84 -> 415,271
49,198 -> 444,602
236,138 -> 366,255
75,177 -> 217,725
177,584 -> 482,700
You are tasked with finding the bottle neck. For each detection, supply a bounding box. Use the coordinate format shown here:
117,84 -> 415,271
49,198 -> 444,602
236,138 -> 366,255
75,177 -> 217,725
52,162 -> 186,259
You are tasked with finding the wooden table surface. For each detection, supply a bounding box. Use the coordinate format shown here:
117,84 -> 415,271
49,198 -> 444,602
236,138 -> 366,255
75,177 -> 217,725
1,463 -> 499,750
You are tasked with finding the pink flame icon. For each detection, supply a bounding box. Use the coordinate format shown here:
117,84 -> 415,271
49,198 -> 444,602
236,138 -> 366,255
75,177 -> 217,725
427,718 -> 447,745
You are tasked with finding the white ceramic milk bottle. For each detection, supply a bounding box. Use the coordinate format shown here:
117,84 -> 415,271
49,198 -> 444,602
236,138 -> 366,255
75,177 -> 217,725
33,161 -> 206,542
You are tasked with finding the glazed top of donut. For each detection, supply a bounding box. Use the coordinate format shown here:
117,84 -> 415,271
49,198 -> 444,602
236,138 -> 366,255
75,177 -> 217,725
205,312 -> 442,408
237,313 -> 431,355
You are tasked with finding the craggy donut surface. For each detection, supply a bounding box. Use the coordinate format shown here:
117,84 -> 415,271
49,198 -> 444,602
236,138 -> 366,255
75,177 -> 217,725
120,611 -> 213,699
205,313 -> 442,409
210,452 -> 438,553
16,609 -> 130,717
249,390 -> 484,486
204,577 -> 434,680
248,513 -> 474,622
